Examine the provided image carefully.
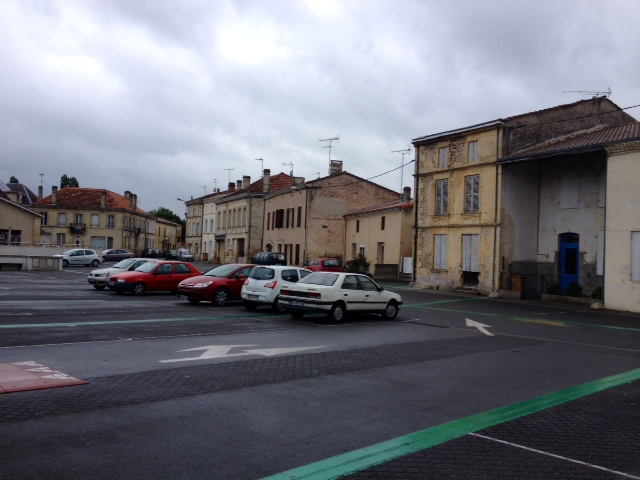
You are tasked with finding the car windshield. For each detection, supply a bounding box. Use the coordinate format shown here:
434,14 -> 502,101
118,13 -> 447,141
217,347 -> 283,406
324,259 -> 342,267
299,272 -> 339,286
135,262 -> 161,273
61,249 -> 76,255
250,267 -> 275,280
113,258 -> 137,269
204,264 -> 241,277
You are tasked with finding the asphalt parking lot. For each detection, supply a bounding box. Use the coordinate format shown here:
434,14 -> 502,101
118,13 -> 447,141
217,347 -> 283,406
0,264 -> 639,479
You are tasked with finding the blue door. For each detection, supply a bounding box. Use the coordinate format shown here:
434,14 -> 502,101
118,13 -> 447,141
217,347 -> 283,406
559,233 -> 579,292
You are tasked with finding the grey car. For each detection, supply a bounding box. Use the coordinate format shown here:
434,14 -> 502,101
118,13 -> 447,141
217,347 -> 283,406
177,249 -> 194,261
101,249 -> 135,262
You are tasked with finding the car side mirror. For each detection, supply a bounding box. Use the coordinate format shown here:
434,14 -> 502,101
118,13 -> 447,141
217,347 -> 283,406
236,274 -> 246,280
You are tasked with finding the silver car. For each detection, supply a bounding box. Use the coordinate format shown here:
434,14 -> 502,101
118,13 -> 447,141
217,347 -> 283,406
177,249 -> 194,261
241,266 -> 312,312
54,249 -> 102,267
87,258 -> 149,289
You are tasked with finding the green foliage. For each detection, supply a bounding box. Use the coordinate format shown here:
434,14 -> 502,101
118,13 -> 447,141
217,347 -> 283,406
345,253 -> 370,274
565,282 -> 584,297
546,283 -> 563,295
9,176 -> 19,183
148,207 -> 182,224
590,286 -> 603,300
60,174 -> 79,188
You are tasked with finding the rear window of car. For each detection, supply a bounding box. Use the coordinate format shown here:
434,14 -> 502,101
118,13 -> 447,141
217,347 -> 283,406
175,263 -> 192,274
324,259 -> 341,267
250,267 -> 275,280
300,272 -> 339,286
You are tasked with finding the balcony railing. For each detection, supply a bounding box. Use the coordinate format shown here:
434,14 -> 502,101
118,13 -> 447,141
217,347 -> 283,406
69,223 -> 86,233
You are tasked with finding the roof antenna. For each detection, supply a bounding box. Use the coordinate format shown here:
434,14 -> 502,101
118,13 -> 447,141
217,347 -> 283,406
319,136 -> 340,162
563,87 -> 611,98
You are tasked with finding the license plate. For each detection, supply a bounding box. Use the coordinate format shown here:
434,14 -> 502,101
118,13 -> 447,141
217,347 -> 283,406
247,294 -> 258,300
178,295 -> 189,299
291,301 -> 305,307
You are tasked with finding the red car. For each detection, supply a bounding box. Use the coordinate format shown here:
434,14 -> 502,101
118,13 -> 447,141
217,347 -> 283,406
107,260 -> 201,295
305,257 -> 344,272
177,264 -> 255,305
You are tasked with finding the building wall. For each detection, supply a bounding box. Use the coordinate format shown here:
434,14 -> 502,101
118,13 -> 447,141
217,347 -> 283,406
185,201 -> 202,258
414,128 -> 500,292
0,201 -> 41,245
604,143 -> 640,312
345,206 -> 413,279
263,189 -> 307,265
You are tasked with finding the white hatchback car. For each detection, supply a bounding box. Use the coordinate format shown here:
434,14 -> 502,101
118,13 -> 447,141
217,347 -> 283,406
54,248 -> 102,267
87,258 -> 149,290
278,272 -> 403,322
241,265 -> 312,312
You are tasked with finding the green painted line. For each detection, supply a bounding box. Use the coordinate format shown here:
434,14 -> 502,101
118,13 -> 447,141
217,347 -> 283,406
262,368 -> 640,480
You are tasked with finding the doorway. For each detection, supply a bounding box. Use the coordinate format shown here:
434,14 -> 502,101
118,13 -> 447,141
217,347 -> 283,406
559,233 -> 580,291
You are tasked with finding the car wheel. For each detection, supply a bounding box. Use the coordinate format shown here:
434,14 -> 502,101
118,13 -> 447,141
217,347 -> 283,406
132,282 -> 146,296
382,300 -> 399,320
62,259 -> 69,267
271,297 -> 287,313
328,302 -> 345,322
213,288 -> 229,306
93,285 -> 106,290
243,301 -> 258,310
290,310 -> 305,318
188,299 -> 200,305
91,259 -> 100,267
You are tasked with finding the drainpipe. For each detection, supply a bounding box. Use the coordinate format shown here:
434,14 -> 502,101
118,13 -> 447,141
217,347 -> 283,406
412,146 -> 419,285
492,128 -> 501,294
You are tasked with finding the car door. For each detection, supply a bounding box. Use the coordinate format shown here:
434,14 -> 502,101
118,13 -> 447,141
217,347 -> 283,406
152,263 -> 175,291
69,250 -> 84,265
173,263 -> 196,286
341,275 -> 366,311
229,266 -> 254,298
358,276 -> 385,312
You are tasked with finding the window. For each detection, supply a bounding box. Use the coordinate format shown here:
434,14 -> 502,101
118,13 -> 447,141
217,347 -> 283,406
465,175 -> 480,213
377,242 -> 385,263
435,179 -> 448,215
632,232 -> 640,281
438,147 -> 448,168
56,233 -> 66,246
381,216 -> 385,231
107,215 -> 115,228
274,209 -> 284,228
356,220 -> 360,233
434,234 -> 447,270
267,212 -> 271,230
91,214 -> 100,228
41,213 -> 48,226
297,206 -> 302,227
561,171 -> 579,209
468,141 -> 478,163
0,229 -> 7,245
58,213 -> 67,227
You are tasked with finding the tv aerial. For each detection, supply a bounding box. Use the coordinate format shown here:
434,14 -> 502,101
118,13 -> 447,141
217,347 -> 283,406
563,87 -> 611,98
319,136 -> 340,161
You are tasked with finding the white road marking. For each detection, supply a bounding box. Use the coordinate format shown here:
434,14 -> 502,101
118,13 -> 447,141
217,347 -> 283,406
159,344 -> 325,363
465,318 -> 494,336
470,433 -> 640,479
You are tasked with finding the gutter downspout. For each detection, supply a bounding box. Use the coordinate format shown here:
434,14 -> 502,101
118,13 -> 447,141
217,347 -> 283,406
412,147 -> 419,285
491,128 -> 501,294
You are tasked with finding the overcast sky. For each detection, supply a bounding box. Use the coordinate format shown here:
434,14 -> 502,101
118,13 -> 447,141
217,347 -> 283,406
2,0 -> 639,214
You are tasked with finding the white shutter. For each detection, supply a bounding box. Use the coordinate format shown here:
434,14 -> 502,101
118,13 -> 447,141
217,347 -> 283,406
462,234 -> 479,272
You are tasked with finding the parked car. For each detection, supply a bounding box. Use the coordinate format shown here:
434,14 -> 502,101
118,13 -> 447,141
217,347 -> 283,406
142,248 -> 164,258
305,257 -> 344,272
177,264 -> 255,305
101,249 -> 135,262
177,249 -> 194,262
53,249 -> 102,267
164,250 -> 178,260
87,258 -> 149,290
107,260 -> 200,295
278,272 -> 402,322
250,252 -> 286,265
241,266 -> 312,312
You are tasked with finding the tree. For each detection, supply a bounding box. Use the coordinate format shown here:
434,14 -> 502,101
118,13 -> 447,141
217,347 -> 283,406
148,207 -> 182,225
60,174 -> 79,188
9,176 -> 19,183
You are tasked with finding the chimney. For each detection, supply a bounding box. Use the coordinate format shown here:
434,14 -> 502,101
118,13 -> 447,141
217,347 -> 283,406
101,190 -> 108,208
329,160 -> 343,176
242,175 -> 251,190
38,185 -> 43,199
403,186 -> 411,202
228,182 -> 235,193
263,169 -> 271,192
236,180 -> 242,191
124,191 -> 131,200
51,186 -> 58,205
132,194 -> 137,210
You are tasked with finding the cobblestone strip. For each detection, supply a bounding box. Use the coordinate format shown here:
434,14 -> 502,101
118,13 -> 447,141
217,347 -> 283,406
0,335 -> 540,422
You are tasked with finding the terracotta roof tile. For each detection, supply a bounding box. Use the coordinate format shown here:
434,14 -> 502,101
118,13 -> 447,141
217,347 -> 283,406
34,188 -> 148,215
501,122 -> 640,162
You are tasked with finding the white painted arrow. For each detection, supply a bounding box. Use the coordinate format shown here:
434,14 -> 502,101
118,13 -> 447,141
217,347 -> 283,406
465,318 -> 494,336
160,344 -> 325,363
